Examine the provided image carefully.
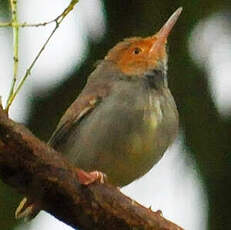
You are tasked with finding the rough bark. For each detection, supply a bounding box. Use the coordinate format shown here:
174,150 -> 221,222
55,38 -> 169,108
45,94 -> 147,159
0,105 -> 182,230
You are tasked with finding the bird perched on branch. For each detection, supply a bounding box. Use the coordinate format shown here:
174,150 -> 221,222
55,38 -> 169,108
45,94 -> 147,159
16,7 -> 181,219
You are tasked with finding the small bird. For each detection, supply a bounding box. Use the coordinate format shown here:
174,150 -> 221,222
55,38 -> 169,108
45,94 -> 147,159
16,7 -> 181,219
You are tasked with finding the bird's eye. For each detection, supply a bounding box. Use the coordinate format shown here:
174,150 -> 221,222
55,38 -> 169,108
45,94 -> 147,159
133,47 -> 142,55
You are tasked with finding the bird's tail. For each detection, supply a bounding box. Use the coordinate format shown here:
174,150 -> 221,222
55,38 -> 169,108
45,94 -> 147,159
15,197 -> 40,221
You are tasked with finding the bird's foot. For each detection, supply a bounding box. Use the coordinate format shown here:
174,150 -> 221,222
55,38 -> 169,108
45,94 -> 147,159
156,210 -> 163,216
76,168 -> 107,185
15,197 -> 40,220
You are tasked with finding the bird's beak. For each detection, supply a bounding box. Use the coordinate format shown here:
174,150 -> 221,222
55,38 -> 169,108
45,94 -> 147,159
149,7 -> 183,56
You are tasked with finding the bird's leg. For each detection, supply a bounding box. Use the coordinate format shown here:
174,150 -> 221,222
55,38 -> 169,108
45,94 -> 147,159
76,168 -> 107,185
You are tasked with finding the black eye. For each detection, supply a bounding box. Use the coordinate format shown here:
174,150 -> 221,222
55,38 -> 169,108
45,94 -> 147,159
133,47 -> 142,54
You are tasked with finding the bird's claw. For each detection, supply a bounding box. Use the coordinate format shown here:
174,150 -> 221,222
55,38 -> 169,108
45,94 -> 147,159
76,168 -> 107,185
156,210 -> 163,216
15,197 -> 39,220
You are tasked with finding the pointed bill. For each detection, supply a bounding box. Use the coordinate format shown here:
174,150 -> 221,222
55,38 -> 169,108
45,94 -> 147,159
157,7 -> 183,40
149,7 -> 183,55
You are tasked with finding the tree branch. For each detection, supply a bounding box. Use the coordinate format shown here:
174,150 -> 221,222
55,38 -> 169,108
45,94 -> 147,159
0,105 -> 182,230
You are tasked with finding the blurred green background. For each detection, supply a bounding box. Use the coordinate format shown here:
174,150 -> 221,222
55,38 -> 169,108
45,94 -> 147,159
1,0 -> 231,229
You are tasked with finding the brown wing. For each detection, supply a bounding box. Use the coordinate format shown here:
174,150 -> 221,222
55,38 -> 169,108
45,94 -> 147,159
48,97 -> 97,148
48,73 -> 113,148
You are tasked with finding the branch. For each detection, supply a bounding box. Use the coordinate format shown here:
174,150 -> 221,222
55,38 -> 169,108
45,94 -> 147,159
5,0 -> 79,111
0,0 -> 77,28
6,0 -> 19,112
0,18 -> 57,28
0,105 -> 183,230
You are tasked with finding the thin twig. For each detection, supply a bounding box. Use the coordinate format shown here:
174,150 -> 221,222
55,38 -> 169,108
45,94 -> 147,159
5,0 -> 79,111
0,20 -> 55,28
24,0 -> 79,27
6,0 -> 19,112
0,0 -> 79,28
0,17 -> 58,28
0,22 -> 12,27
19,19 -> 56,27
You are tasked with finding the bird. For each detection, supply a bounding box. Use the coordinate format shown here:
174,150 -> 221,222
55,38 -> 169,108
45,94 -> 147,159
15,7 -> 181,220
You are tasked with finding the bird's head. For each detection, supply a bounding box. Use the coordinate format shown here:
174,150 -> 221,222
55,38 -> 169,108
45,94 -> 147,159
105,7 -> 182,79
